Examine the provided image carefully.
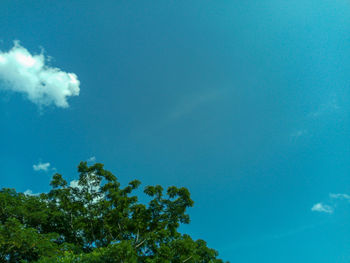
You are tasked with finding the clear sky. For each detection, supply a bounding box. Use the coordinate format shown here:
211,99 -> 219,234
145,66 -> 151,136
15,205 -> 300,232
1,0 -> 350,262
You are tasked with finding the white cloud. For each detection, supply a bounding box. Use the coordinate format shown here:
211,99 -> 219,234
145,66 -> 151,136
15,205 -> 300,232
87,156 -> 96,162
69,179 -> 100,193
169,90 -> 222,119
69,179 -> 80,189
312,193 -> 350,214
69,178 -> 103,204
24,189 -> 39,196
308,95 -> 339,118
329,193 -> 350,200
33,162 -> 50,172
290,94 -> 341,140
0,41 -> 80,108
290,129 -> 307,138
311,203 -> 333,214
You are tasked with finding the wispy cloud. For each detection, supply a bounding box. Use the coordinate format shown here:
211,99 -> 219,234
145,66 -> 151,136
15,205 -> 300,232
33,161 -> 50,172
290,129 -> 307,139
329,193 -> 350,200
0,41 -> 80,108
169,90 -> 222,120
87,156 -> 96,162
311,192 -> 350,214
308,95 -> 339,118
311,203 -> 333,214
290,94 -> 340,140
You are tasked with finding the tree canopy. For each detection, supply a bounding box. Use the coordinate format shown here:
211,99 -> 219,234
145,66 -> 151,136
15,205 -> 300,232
0,162 -> 228,263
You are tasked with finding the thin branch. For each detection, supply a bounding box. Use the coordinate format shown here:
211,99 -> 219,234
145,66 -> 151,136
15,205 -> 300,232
136,229 -> 139,243
135,238 -> 146,248
183,256 -> 192,263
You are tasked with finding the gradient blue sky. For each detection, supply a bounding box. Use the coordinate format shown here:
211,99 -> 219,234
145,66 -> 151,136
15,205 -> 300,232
1,0 -> 350,262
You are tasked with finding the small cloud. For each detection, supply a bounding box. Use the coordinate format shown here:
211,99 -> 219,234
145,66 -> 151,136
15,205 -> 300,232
0,41 -> 80,108
291,94 -> 341,139
290,129 -> 307,138
33,162 -> 50,172
312,192 -> 350,214
87,156 -> 96,162
23,189 -> 39,196
69,179 -> 80,188
311,203 -> 333,214
330,193 -> 350,200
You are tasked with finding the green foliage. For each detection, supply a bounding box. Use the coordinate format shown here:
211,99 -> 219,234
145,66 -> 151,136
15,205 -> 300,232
0,162 -> 228,263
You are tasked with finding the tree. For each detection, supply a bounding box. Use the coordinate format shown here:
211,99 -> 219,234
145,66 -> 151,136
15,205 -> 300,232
0,162 -> 228,263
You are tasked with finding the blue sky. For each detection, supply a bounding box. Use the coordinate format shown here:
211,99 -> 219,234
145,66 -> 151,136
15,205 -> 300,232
1,0 -> 350,261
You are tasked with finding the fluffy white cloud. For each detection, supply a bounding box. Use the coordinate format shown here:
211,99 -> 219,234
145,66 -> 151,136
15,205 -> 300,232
33,162 -> 50,172
0,41 -> 80,108
311,203 -> 333,214
69,179 -> 80,189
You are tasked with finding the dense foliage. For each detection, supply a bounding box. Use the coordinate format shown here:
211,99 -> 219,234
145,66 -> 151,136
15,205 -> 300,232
0,162 -> 228,263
